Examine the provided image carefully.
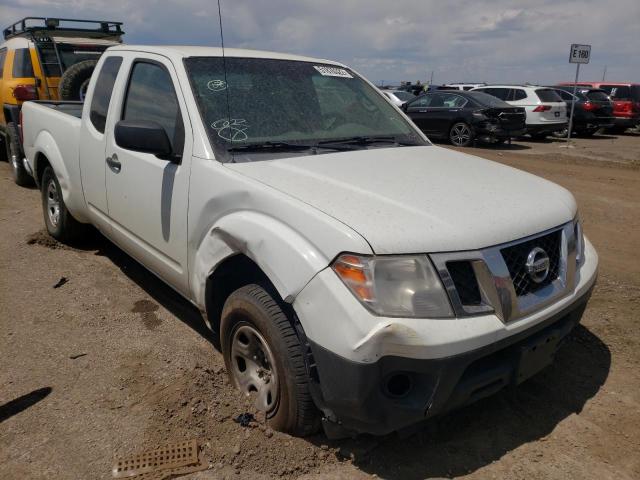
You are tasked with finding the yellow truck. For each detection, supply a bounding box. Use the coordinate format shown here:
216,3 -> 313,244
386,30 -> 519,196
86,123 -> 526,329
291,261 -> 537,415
0,17 -> 123,185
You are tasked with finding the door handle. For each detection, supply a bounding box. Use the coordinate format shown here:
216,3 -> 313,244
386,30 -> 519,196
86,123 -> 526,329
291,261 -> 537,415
106,153 -> 121,173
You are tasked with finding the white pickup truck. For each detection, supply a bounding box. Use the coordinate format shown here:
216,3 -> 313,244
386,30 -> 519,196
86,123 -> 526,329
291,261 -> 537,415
21,45 -> 598,438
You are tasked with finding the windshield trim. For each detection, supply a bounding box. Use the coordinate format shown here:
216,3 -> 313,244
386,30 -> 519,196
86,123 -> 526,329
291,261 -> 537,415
183,56 -> 429,163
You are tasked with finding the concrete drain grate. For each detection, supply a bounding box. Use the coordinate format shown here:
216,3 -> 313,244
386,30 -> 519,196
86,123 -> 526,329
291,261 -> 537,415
112,439 -> 206,479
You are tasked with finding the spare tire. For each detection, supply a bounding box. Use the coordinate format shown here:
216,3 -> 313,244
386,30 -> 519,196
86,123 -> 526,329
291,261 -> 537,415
58,60 -> 98,101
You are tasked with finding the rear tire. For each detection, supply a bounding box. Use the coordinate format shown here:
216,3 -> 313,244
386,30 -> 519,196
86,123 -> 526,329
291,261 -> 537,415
221,284 -> 320,436
58,60 -> 98,101
449,122 -> 474,147
41,166 -> 85,243
551,128 -> 568,139
7,122 -> 33,186
0,133 -> 8,162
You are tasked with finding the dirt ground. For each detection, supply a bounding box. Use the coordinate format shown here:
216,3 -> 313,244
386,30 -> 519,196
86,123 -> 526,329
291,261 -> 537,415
1,131 -> 639,480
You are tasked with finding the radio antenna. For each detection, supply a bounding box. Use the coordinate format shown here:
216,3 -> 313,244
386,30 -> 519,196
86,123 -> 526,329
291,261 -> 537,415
217,0 -> 234,158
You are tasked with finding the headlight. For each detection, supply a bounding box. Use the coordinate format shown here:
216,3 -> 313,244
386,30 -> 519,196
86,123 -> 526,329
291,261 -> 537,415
331,254 -> 453,318
574,216 -> 585,265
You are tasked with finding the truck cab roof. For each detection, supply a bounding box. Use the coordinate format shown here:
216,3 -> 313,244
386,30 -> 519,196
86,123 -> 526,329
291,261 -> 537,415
105,45 -> 345,67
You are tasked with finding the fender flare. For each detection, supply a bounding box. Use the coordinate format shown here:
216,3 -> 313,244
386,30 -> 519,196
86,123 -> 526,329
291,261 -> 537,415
31,130 -> 89,222
191,210 -> 335,311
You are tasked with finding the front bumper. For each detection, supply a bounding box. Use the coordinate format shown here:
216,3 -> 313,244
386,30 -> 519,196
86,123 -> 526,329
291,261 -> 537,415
294,237 -> 598,436
474,122 -> 526,141
309,285 -> 593,436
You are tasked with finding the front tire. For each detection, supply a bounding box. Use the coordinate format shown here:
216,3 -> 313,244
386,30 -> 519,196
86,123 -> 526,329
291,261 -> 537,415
41,166 -> 85,243
221,284 -> 319,436
449,122 -> 474,147
7,122 -> 33,186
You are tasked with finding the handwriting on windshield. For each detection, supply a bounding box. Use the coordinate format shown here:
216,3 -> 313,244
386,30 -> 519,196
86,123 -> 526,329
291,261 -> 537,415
207,79 -> 227,91
212,118 -> 249,141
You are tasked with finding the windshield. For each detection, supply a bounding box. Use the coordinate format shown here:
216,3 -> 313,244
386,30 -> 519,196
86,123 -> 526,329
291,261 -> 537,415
184,57 -> 426,161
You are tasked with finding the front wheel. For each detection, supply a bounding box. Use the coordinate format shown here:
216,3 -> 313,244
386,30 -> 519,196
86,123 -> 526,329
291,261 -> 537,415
221,284 -> 319,436
449,122 -> 474,147
41,166 -> 85,243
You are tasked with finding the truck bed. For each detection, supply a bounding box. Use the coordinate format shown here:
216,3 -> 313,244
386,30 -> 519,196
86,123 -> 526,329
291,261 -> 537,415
31,100 -> 84,119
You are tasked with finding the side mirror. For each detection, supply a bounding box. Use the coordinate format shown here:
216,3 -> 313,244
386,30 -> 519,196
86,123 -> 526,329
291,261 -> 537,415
114,120 -> 172,158
401,103 -> 408,112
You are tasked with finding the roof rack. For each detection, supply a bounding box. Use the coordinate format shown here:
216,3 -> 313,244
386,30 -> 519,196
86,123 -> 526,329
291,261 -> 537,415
3,17 -> 124,41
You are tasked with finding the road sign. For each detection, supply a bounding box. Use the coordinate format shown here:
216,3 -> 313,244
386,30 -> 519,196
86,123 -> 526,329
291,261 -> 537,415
569,44 -> 591,64
564,44 -> 592,148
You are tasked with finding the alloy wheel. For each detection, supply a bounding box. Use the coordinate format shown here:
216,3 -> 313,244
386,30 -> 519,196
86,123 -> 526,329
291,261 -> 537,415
46,179 -> 61,227
450,123 -> 472,146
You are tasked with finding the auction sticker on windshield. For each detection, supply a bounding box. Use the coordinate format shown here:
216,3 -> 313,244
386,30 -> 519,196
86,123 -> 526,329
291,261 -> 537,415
314,66 -> 353,78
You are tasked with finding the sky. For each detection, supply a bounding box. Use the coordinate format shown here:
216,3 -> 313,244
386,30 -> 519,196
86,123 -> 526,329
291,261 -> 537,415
1,0 -> 639,86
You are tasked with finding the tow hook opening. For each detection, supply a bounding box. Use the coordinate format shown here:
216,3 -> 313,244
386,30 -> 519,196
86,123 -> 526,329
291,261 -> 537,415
384,373 -> 413,398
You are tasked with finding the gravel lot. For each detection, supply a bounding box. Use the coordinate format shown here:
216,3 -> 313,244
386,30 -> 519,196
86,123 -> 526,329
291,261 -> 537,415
1,131 -> 639,480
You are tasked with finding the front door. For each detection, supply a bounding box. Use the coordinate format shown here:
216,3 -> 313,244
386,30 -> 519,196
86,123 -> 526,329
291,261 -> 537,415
104,54 -> 192,295
79,55 -> 123,233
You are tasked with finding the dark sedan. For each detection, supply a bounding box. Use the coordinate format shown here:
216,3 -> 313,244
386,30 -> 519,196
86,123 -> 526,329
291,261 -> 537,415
549,86 -> 615,137
402,91 -> 526,146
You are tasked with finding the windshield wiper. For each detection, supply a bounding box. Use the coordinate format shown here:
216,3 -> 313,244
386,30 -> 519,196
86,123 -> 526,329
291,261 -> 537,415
227,141 -> 353,153
317,135 -> 418,147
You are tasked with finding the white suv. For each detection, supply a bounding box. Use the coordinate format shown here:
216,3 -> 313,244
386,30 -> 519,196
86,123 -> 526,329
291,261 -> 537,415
471,85 -> 567,139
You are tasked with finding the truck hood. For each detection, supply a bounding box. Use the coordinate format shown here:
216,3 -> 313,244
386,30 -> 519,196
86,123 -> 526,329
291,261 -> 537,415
227,146 -> 577,253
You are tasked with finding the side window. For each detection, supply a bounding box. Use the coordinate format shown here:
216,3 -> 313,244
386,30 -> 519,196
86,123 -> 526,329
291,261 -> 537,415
557,90 -> 574,101
511,89 -> 527,101
440,93 -> 467,108
408,95 -> 432,109
122,61 -> 184,155
12,48 -> 34,78
89,56 -> 123,134
0,49 -> 7,78
478,88 -> 508,101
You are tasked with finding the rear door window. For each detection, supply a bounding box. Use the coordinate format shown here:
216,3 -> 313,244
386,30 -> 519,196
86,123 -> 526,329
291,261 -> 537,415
122,61 -> 184,155
407,95 -> 432,109
586,90 -> 610,102
89,56 -> 123,133
12,48 -> 34,78
439,93 -> 467,108
510,89 -> 527,101
536,89 -> 562,102
601,85 -> 631,100
478,88 -> 510,101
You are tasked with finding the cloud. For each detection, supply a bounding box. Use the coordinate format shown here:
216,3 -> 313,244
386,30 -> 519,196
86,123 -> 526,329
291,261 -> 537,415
1,0 -> 638,84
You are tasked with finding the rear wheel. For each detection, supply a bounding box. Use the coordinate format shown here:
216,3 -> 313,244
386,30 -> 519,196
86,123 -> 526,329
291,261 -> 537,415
221,284 -> 319,436
41,166 -> 85,243
7,122 -> 33,186
449,122 -> 474,147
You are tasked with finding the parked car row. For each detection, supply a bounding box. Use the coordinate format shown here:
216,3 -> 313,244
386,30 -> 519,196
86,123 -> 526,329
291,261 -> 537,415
380,81 -> 639,147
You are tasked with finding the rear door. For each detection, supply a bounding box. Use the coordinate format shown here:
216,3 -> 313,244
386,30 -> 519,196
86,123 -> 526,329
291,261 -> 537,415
423,93 -> 467,134
405,94 -> 433,131
104,53 -> 193,295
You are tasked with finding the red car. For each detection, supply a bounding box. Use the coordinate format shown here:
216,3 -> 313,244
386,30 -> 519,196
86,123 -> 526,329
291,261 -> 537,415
558,82 -> 640,132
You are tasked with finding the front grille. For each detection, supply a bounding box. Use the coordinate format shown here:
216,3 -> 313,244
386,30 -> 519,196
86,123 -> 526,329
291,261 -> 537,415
447,261 -> 482,305
501,230 -> 562,296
